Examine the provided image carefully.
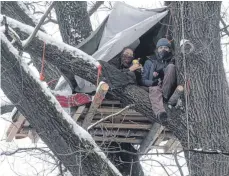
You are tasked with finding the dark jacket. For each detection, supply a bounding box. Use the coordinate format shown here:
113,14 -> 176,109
141,53 -> 174,87
109,56 -> 141,84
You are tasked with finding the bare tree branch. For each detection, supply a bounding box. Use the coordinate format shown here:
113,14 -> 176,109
23,2 -> 56,49
43,18 -> 58,25
174,148 -> 184,176
87,105 -> 132,130
88,1 -> 104,17
220,16 -> 229,37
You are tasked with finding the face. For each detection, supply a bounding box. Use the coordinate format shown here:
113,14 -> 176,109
121,48 -> 134,65
157,46 -> 170,53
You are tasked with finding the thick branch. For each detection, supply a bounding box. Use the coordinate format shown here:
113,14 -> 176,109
0,104 -> 14,115
1,33 -> 122,176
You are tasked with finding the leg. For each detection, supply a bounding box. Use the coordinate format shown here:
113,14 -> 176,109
149,86 -> 165,115
162,64 -> 176,100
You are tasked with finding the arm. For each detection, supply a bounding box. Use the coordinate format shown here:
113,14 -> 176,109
141,60 -> 154,87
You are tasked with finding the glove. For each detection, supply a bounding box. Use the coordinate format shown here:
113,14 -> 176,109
152,79 -> 159,86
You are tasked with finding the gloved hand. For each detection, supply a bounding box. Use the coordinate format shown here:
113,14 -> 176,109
152,79 -> 159,86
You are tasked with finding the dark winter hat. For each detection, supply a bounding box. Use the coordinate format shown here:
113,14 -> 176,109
156,38 -> 171,48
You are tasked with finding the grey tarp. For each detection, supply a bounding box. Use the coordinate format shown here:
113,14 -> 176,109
92,2 -> 168,61
55,2 -> 168,93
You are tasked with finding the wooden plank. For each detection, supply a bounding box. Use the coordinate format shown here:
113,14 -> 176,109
6,115 -> 26,142
164,139 -> 176,153
82,82 -> 109,129
101,100 -> 121,105
97,108 -> 142,116
28,129 -> 39,143
93,115 -> 149,122
72,105 -> 86,122
153,133 -> 166,146
94,136 -> 142,144
139,123 -> 164,153
90,129 -> 148,138
164,139 -> 180,153
92,123 -> 152,130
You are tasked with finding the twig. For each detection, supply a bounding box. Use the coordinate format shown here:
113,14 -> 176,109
129,159 -> 133,176
88,1 -> 104,16
43,18 -> 58,25
87,105 -> 133,130
174,148 -> 184,176
220,16 -> 229,37
22,2 -> 56,49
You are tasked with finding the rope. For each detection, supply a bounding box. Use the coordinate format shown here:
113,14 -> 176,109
40,41 -> 46,81
166,14 -> 172,40
96,64 -> 102,87
180,1 -> 191,174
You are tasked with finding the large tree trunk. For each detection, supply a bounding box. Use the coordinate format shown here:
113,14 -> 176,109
55,1 -> 93,91
1,34 -> 122,176
170,2 -> 229,175
55,1 -> 92,46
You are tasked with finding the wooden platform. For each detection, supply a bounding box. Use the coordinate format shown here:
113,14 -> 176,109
6,100 -> 181,153
73,100 -> 182,153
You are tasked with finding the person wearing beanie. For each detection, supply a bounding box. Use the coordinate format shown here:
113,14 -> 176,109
141,38 -> 177,125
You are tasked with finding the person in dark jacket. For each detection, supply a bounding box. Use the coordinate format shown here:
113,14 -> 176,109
141,38 -> 176,124
110,47 -> 142,83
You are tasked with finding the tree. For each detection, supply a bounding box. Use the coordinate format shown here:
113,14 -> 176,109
168,2 -> 229,175
55,2 -> 144,175
1,1 -> 229,176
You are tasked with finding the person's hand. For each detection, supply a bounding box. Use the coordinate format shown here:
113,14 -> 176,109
129,64 -> 142,72
153,72 -> 159,77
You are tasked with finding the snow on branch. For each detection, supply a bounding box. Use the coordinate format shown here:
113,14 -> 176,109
17,1 -> 42,28
1,32 -> 122,176
0,14 -> 100,68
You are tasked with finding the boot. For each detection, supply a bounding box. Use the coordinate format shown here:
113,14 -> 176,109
168,85 -> 184,106
156,111 -> 168,126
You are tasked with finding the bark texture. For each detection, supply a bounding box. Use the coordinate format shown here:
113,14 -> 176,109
1,36 -> 121,176
106,143 -> 144,176
55,1 -> 92,46
170,2 -> 229,175
1,1 -> 61,89
54,1 -> 93,90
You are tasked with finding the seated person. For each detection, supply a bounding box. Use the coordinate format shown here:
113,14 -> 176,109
141,38 -> 176,124
110,47 -> 142,84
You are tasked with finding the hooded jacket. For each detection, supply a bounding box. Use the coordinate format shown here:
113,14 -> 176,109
141,53 -> 175,87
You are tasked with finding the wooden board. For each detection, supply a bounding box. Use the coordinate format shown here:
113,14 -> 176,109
90,129 -> 148,138
6,115 -> 26,142
93,115 -> 149,122
82,82 -> 109,129
139,124 -> 164,153
94,136 -> 142,144
72,105 -> 86,122
92,123 -> 152,130
97,108 -> 142,116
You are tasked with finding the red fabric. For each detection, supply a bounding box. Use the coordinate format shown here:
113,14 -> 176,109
56,93 -> 91,108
